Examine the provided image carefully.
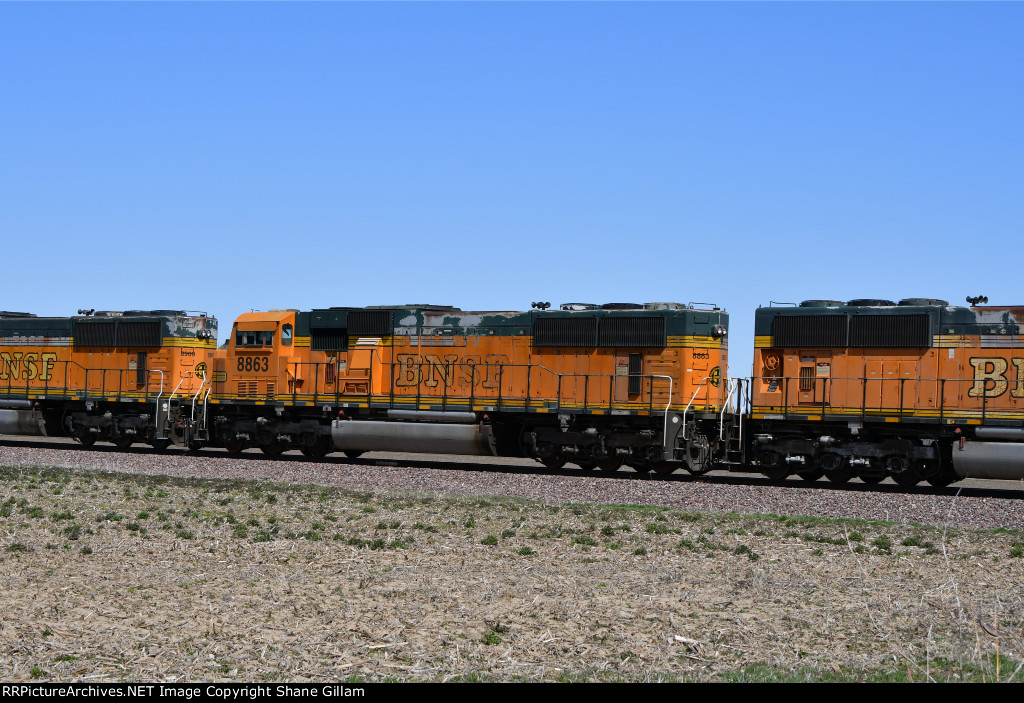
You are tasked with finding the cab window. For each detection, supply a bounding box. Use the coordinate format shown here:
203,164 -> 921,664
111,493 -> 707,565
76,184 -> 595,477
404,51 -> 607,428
282,324 -> 293,347
235,329 -> 275,348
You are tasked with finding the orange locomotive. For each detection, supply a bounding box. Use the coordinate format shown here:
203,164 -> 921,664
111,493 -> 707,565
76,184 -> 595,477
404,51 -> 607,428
193,302 -> 733,473
0,310 -> 217,448
748,298 -> 1024,486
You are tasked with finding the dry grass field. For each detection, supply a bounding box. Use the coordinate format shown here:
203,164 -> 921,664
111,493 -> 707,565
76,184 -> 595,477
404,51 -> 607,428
1,460 -> 1022,683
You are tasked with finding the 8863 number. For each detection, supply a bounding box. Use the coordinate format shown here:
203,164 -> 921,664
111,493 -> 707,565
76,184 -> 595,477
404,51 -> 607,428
237,356 -> 269,372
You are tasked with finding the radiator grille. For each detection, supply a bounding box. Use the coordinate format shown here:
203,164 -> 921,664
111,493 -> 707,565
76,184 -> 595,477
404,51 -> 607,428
73,320 -> 162,347
311,329 -> 348,351
849,314 -> 930,347
348,310 -> 392,336
773,315 -> 847,348
598,317 -> 667,348
533,317 -> 598,347
118,321 -> 162,347
74,320 -> 117,346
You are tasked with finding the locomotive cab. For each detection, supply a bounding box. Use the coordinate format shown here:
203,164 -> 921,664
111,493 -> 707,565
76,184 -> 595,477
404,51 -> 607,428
208,310 -> 335,456
224,310 -> 297,401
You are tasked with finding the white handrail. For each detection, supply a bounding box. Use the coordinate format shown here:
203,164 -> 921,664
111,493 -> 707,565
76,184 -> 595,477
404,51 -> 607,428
168,372 -> 191,399
643,374 -> 674,457
190,370 -> 207,423
681,377 -> 710,441
156,372 -> 191,441
151,370 -> 165,433
719,377 -> 738,441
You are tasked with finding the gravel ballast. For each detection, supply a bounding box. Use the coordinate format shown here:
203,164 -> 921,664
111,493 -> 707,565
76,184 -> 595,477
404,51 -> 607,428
1,443 -> 1021,531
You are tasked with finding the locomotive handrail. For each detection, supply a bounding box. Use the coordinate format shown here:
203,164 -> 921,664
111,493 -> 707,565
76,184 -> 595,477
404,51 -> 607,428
740,378 -> 750,448
200,386 -> 212,433
167,372 -> 192,404
190,369 -> 207,425
149,369 -> 165,434
719,377 -> 738,441
2,358 -> 155,402
648,374 -> 674,450
749,373 -> 1008,424
681,377 -> 710,440
289,356 -> 687,416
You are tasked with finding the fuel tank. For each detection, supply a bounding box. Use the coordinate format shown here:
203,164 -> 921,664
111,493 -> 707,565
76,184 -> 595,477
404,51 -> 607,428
331,419 -> 495,456
0,409 -> 45,436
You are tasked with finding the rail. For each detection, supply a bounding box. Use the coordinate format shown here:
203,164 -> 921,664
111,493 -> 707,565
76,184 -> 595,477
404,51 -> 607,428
150,370 -> 165,433
0,359 -> 198,404
0,352 -> 718,424
718,377 -> 740,441
681,376 -> 710,440
190,369 -> 208,428
748,373 -> 1021,425
275,356 -> 720,418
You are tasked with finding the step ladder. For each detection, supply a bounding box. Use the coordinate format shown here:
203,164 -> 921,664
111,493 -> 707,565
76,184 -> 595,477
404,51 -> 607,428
718,377 -> 749,469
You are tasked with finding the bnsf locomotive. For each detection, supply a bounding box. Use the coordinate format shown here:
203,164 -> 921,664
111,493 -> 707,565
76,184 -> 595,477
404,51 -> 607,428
0,303 -> 731,474
748,298 -> 1024,487
2,298 -> 1023,487
202,302 -> 731,474
0,310 -> 216,448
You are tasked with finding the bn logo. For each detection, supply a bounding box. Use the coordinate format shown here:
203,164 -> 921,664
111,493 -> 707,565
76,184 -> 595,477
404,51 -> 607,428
708,366 -> 720,387
194,362 -> 208,379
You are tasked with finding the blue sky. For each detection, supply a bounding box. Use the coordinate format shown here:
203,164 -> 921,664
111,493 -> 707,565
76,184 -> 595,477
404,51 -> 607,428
1,2 -> 1021,377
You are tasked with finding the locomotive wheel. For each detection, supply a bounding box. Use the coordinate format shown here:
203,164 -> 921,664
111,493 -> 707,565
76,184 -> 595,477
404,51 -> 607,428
112,434 -> 134,450
575,459 -> 597,471
761,467 -> 790,482
652,462 -> 677,476
224,438 -> 246,454
301,437 -> 333,459
757,450 -> 788,481
885,456 -> 920,486
151,439 -> 172,452
630,463 -> 652,474
892,470 -> 921,487
77,433 -> 96,448
824,468 -> 853,484
344,450 -> 364,460
859,473 -> 885,485
261,442 -> 285,457
798,469 -> 824,482
596,456 -> 623,472
540,454 -> 567,470
926,466 -> 958,488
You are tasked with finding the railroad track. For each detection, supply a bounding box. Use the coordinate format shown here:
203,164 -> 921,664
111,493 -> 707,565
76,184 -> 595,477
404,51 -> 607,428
2,434 -> 1022,502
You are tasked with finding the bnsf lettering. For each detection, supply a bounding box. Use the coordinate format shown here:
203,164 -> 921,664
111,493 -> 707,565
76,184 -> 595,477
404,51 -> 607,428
969,357 -> 1024,398
0,352 -> 58,382
395,354 -> 509,388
